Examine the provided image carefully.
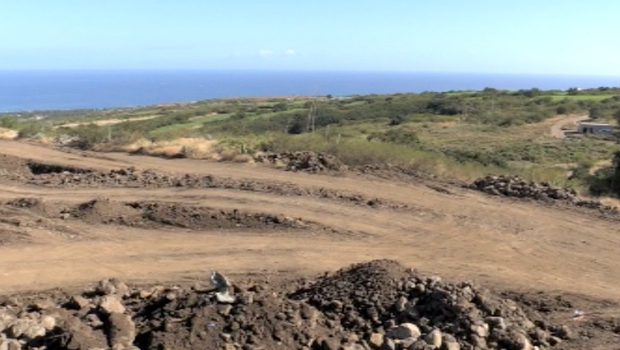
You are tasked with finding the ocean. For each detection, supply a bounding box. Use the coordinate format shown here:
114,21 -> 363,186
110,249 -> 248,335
1,70 -> 620,112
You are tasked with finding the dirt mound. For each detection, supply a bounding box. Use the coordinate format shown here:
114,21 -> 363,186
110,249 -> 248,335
2,165 -> 408,211
127,202 -> 321,231
68,198 -> 143,225
255,151 -> 346,173
0,260 -> 602,350
0,154 -> 32,179
293,260 -> 568,350
0,228 -> 30,244
64,199 -> 329,232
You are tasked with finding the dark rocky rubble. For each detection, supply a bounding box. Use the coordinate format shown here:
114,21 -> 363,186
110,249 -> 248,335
0,260 -> 577,350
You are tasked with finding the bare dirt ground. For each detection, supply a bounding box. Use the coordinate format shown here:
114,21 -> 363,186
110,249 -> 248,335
1,140 -> 620,349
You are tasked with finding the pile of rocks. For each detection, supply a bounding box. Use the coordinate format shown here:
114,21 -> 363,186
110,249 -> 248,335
470,175 -> 619,214
293,260 -> 566,350
25,167 -> 214,188
470,176 -> 577,201
254,151 -> 346,173
0,279 -> 138,350
0,260 -> 573,350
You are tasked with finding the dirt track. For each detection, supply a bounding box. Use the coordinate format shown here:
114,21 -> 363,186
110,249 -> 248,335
549,114 -> 588,138
1,139 -> 620,306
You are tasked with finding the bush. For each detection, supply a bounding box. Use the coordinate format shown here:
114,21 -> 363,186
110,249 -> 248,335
65,124 -> 108,149
0,117 -> 18,129
17,123 -> 48,139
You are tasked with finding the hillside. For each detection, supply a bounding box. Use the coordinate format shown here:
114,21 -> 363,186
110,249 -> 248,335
1,89 -> 620,349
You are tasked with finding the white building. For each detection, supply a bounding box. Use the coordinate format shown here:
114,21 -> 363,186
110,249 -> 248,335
578,122 -> 614,134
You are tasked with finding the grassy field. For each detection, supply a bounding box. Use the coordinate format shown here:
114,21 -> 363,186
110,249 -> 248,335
4,88 -> 620,193
548,94 -> 615,101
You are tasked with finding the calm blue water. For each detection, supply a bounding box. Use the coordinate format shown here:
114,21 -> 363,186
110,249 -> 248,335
1,70 -> 620,112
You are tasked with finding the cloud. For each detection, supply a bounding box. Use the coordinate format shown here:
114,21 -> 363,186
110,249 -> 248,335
259,49 -> 273,57
284,49 -> 296,55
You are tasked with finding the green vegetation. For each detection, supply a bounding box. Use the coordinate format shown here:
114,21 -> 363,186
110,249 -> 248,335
4,88 -> 620,194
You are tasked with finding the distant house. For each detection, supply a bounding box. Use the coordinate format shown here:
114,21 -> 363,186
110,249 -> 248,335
578,122 -> 614,134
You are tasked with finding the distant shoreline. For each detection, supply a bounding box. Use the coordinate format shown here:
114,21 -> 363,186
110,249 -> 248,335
2,70 -> 620,113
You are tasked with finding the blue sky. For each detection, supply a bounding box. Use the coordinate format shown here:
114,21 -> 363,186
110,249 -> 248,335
1,0 -> 619,75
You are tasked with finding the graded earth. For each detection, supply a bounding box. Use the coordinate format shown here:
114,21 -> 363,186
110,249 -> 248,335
0,139 -> 619,349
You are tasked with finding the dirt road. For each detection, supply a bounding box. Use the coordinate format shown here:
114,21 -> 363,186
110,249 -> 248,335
0,140 -> 620,305
549,114 -> 588,138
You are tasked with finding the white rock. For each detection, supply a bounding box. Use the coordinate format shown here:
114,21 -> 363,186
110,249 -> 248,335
22,323 -> 46,340
215,291 -> 235,304
425,329 -> 442,348
99,295 -> 126,314
40,315 -> 56,331
368,332 -> 384,349
445,341 -> 461,350
0,310 -> 15,332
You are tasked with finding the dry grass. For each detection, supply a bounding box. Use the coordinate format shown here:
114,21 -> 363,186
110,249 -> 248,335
95,137 -> 253,162
56,115 -> 158,129
599,197 -> 620,209
0,128 -> 17,140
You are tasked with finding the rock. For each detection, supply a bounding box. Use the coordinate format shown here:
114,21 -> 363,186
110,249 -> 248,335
216,291 -> 236,304
0,339 -> 21,350
548,336 -> 562,345
509,332 -> 532,350
379,337 -> 396,350
23,323 -> 46,340
40,315 -> 56,331
554,325 -> 572,340
8,319 -> 32,338
6,341 -> 20,350
368,333 -> 384,349
320,337 -> 340,350
400,337 -> 418,348
0,310 -> 15,332
485,316 -> 507,331
86,313 -> 104,328
97,279 -> 117,295
471,323 -> 489,338
107,312 -> 136,348
443,341 -> 460,350
408,340 -> 428,350
386,323 -> 421,340
99,295 -> 126,314
425,329 -> 442,348
32,299 -> 55,311
70,295 -> 91,310
218,305 -> 233,316
113,280 -> 131,297
395,296 -> 408,313
301,303 -> 318,321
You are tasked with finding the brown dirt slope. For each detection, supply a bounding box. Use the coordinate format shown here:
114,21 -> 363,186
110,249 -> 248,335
0,139 -> 620,342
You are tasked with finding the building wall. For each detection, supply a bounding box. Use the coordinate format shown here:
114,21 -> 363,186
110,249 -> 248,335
578,124 -> 613,134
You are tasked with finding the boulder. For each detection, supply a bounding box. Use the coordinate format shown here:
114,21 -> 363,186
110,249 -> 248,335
107,312 -> 136,348
99,295 -> 125,314
386,323 -> 421,340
